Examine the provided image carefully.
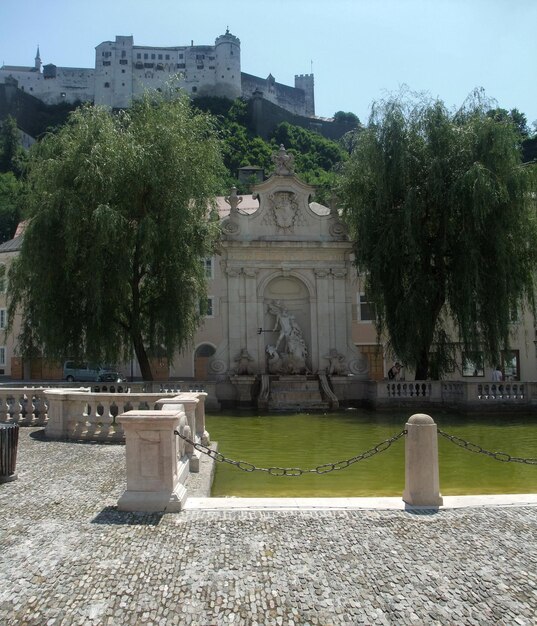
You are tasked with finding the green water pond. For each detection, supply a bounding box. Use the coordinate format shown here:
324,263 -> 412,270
205,410 -> 537,497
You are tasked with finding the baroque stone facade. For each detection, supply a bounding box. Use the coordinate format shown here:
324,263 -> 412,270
208,145 -> 368,382
0,32 -> 315,117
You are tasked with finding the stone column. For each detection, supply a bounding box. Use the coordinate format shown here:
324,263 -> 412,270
314,268 -> 330,372
331,267 -> 348,353
403,413 -> 443,507
226,267 -> 243,370
117,409 -> 189,513
243,268 -> 260,367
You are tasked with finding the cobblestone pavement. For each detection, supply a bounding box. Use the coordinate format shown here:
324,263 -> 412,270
1,428 -> 536,626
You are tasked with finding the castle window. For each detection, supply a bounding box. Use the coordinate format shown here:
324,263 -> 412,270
179,53 -> 184,59
119,59 -> 128,65
209,66 -> 215,70
209,56 -> 215,61
135,61 -> 143,69
122,83 -> 125,87
137,53 -> 141,59
151,53 -> 155,60
103,61 -> 111,66
158,54 -> 163,60
0,309 -> 6,330
192,86 -> 197,93
156,63 -> 164,71
144,63 -> 154,68
122,69 -> 126,73
165,54 -> 170,60
197,65 -> 204,70
177,63 -> 185,69
121,50 -> 126,58
144,53 -> 148,59
104,82 -> 110,88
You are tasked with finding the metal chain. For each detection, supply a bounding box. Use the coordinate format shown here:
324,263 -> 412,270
174,429 -> 407,477
438,429 -> 537,465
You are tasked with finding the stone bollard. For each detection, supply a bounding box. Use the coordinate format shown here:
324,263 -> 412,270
402,413 -> 443,507
117,409 -> 189,513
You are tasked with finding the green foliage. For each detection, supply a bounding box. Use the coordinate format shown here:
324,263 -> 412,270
8,93 -> 224,379
486,107 -> 530,138
0,172 -> 22,242
333,111 -> 360,127
0,115 -> 26,177
339,93 -> 537,379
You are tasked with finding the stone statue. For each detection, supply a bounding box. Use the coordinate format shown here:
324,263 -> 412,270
225,186 -> 243,215
266,301 -> 308,374
272,144 -> 295,176
324,349 -> 348,376
233,348 -> 255,375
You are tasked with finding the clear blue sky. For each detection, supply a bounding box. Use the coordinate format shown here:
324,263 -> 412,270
1,0 -> 536,126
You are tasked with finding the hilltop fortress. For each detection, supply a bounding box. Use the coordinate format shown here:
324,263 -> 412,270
0,30 -> 315,117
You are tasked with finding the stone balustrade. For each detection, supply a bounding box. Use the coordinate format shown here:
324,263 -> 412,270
43,390 -> 207,443
0,387 -> 51,426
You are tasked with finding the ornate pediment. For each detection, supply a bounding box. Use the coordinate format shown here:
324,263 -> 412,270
220,146 -> 348,242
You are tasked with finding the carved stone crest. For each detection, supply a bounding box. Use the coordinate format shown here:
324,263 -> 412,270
269,191 -> 298,230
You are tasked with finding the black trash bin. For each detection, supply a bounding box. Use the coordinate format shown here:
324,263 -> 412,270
0,423 -> 19,483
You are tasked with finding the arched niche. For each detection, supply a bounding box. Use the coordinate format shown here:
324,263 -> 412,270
263,276 -> 311,368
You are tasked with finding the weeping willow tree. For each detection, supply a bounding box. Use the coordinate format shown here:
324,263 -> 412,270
339,92 -> 537,380
8,91 -> 224,380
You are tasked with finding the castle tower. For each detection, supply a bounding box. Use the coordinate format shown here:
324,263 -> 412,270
34,46 -> 41,72
294,74 -> 315,117
214,29 -> 241,99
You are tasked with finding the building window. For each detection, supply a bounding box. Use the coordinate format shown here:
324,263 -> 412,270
137,53 -> 141,59
151,53 -> 156,60
144,53 -> 148,60
197,65 -> 204,70
0,265 -> 6,294
462,353 -> 484,377
502,350 -> 520,381
121,50 -> 126,58
0,347 -> 5,366
0,309 -> 6,329
177,63 -> 185,69
104,82 -> 110,88
201,297 -> 214,318
165,54 -> 170,60
358,294 -> 375,322
204,258 -> 214,279
103,61 -> 111,66
158,54 -> 163,60
192,86 -> 197,93
119,59 -> 128,65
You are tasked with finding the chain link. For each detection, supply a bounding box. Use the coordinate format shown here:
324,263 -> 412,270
438,429 -> 537,465
174,429 -> 407,477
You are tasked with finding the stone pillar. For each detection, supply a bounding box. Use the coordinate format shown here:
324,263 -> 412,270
403,413 -> 443,507
331,268 -> 348,353
226,267 -> 242,369
117,409 -> 189,513
44,389 -> 87,440
243,268 -> 260,367
314,268 -> 330,372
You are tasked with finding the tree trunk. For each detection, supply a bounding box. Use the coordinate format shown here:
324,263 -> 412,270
132,332 -> 153,381
415,348 -> 429,380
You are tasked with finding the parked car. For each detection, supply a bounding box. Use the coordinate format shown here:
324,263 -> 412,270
63,361 -> 125,383
63,361 -> 101,382
97,369 -> 126,383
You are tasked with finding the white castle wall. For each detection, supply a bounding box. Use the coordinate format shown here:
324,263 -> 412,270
0,31 -> 311,116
